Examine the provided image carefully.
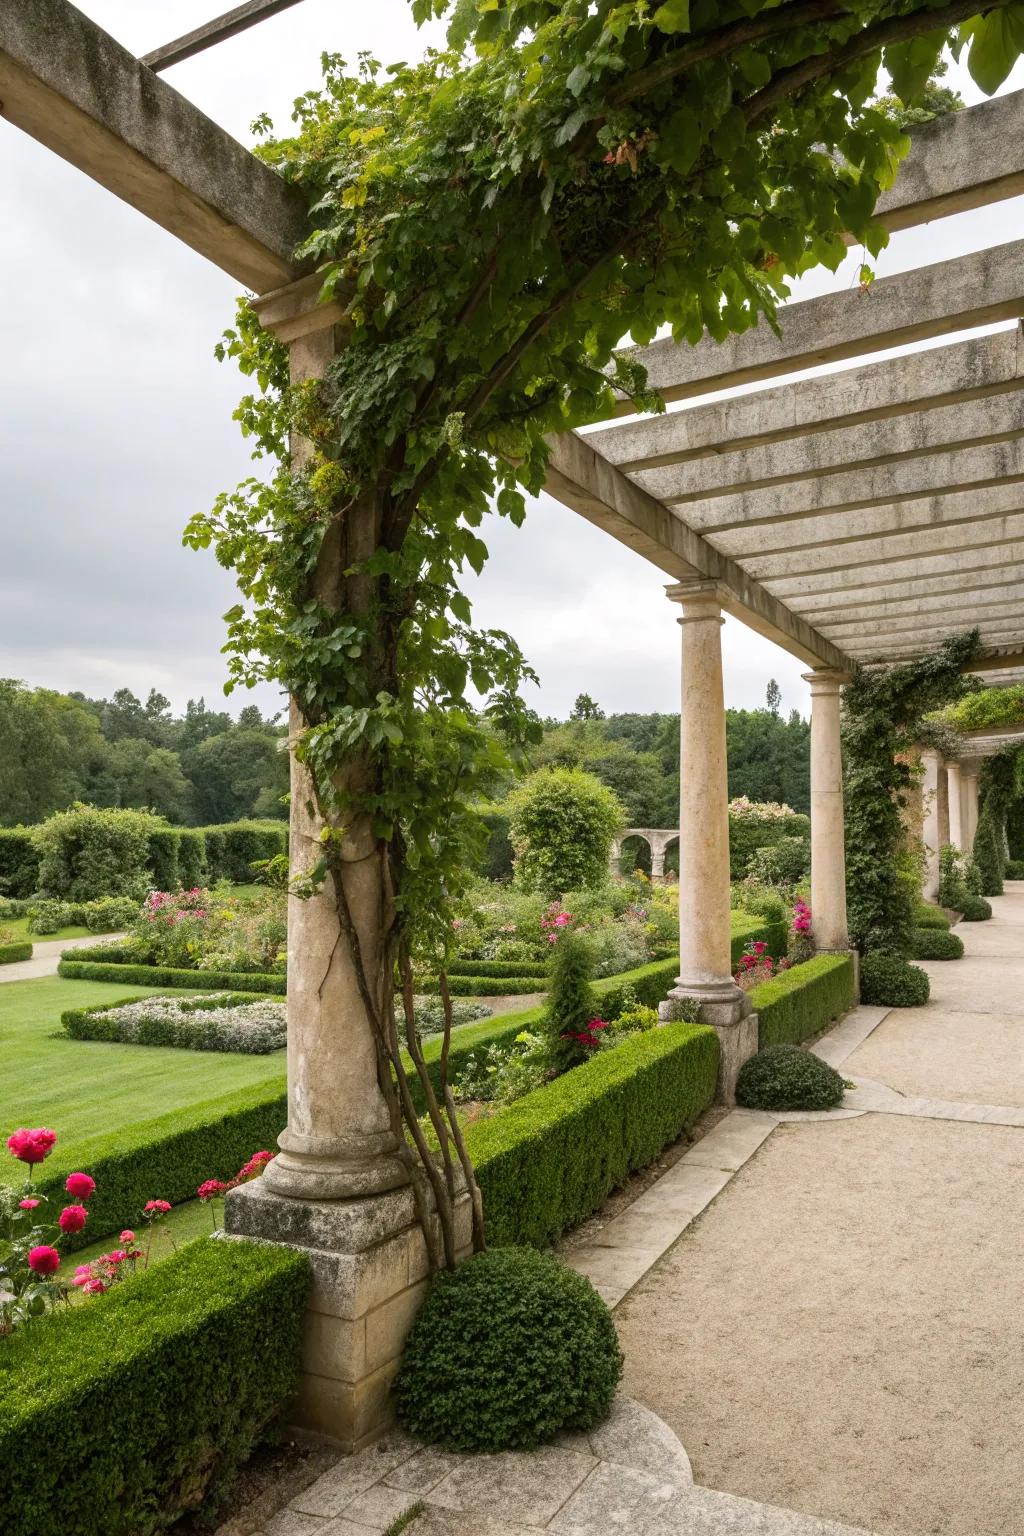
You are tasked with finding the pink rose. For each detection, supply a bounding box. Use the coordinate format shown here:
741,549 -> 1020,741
82,1277 -> 107,1295
7,1127 -> 57,1165
65,1171 -> 96,1200
120,1230 -> 135,1244
18,1198 -> 40,1211
143,1199 -> 172,1215
197,1179 -> 229,1201
27,1245 -> 61,1276
58,1204 -> 88,1234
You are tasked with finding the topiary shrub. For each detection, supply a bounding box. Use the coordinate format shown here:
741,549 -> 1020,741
394,1248 -> 622,1451
1006,858 -> 1024,880
506,767 -> 624,896
914,903 -> 951,930
960,894 -> 992,921
545,927 -> 598,1071
735,1043 -> 844,1111
911,927 -> 964,961
860,950 -> 930,1006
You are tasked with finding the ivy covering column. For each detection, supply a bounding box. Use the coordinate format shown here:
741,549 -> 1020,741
661,581 -> 756,1104
920,748 -> 943,902
803,670 -> 851,953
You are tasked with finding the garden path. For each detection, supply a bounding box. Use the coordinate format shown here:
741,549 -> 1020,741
612,885 -> 1024,1536
0,933 -> 122,985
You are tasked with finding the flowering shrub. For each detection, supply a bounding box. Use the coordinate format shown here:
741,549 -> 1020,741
130,886 -> 287,974
453,1031 -> 550,1107
734,940 -> 791,992
1,1130 -> 98,1334
789,900 -> 816,966
64,992 -> 287,1054
728,796 -> 799,822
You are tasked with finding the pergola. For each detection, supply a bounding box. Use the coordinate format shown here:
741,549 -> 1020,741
3,0 -> 1023,1449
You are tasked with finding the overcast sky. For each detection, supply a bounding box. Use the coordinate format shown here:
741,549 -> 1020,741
1,4 -> 1021,723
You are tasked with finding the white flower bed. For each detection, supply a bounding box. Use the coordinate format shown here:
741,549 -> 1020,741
68,992 -> 286,1054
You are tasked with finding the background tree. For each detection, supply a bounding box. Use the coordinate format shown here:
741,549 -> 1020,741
570,693 -> 605,722
765,679 -> 782,716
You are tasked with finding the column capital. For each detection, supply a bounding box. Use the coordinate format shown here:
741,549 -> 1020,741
665,579 -> 731,618
251,272 -> 347,344
801,667 -> 853,691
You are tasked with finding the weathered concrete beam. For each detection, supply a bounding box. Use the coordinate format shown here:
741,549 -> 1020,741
799,582 -> 1024,626
707,482 -> 1024,560
590,328 -> 1024,471
766,542 -> 1024,601
821,602 -> 1024,639
630,393 -> 1024,505
743,512 -> 1024,581
618,240 -> 1024,407
0,0 -> 309,290
968,664 -> 1024,684
543,433 -> 849,670
850,630 -> 1024,661
654,437 -> 1024,531
873,90 -> 1024,232
972,650 -> 1024,674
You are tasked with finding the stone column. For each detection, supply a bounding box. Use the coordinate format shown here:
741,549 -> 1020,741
608,838 -> 622,881
660,582 -> 756,1103
920,748 -> 943,902
224,275 -> 469,1453
964,766 -> 980,852
651,838 -> 666,882
947,761 -> 964,851
802,669 -> 851,953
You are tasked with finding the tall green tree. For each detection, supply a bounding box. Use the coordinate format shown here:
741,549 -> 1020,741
0,680 -> 106,826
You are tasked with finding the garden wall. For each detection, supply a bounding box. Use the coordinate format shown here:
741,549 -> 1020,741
0,1239 -> 309,1536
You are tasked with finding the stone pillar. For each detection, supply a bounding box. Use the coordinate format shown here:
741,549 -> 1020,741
964,767 -> 980,852
609,838 -> 622,881
920,748 -> 943,902
660,582 -> 756,1104
802,669 -> 851,953
947,761 -> 964,851
651,838 -> 666,882
224,275 -> 469,1453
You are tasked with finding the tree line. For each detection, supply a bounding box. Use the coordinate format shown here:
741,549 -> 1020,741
0,679 -> 288,828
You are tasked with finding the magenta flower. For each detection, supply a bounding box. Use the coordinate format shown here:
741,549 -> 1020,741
7,1127 -> 57,1165
65,1171 -> 96,1200
27,1245 -> 61,1276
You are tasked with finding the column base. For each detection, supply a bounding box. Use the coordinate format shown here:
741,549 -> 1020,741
659,982 -> 758,1105
226,1175 -> 471,1452
262,1126 -> 409,1202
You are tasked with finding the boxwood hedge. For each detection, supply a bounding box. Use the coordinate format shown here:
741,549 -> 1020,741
465,1019 -> 720,1248
0,1238 -> 309,1536
910,927 -> 964,961
0,940 -> 32,964
751,954 -> 855,1048
58,953 -> 286,994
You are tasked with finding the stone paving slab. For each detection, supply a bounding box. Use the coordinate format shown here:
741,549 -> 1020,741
809,1006 -> 889,1069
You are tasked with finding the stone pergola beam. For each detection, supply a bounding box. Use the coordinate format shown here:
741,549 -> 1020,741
810,587 -> 1024,627
707,484 -> 1024,560
591,327 -> 1023,471
745,513 -> 1024,581
654,441 -> 1024,528
631,393 -> 1024,505
767,542 -> 1024,600
822,608 -> 1024,643
872,89 -> 1024,231
0,0 -> 309,291
843,620 -> 1022,652
544,432 -> 850,670
617,239 -> 1024,406
791,575 -> 1024,620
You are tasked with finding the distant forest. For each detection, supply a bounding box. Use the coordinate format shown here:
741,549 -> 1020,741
0,678 -> 809,831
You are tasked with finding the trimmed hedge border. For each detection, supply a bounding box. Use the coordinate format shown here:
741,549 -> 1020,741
58,955 -> 286,994
446,959 -> 552,979
0,1238 -> 309,1536
751,953 -> 855,1048
910,927 -> 965,961
0,940 -> 32,964
417,973 -> 551,997
464,1020 -> 720,1248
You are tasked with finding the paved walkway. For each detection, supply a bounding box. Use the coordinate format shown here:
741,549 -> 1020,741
0,932 -> 117,983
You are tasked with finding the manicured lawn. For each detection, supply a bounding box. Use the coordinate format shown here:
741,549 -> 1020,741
0,976 -> 285,1177
1,915 -> 92,942
70,1196 -> 213,1271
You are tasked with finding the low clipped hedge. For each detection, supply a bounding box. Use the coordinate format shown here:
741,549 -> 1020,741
914,903 -> 951,931
730,914 -> 789,964
0,1239 -> 309,1536
58,954 -> 285,994
447,959 -> 552,979
0,940 -> 32,964
464,1019 -> 720,1248
960,895 -> 992,921
911,927 -> 964,961
751,954 -> 855,1048
418,973 -> 551,996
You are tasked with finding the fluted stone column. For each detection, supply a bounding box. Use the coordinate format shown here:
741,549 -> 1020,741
803,670 -> 851,953
964,767 -> 980,852
920,748 -> 943,902
224,275 -> 469,1453
660,582 -> 755,1103
947,761 -> 964,851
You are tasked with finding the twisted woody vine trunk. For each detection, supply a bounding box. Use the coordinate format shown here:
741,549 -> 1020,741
187,0 -> 1024,1272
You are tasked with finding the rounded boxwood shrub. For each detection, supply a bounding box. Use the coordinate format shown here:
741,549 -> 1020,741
736,1043 -> 844,1111
911,927 -> 964,961
394,1247 -> 622,1451
860,951 -> 930,1007
960,895 -> 992,921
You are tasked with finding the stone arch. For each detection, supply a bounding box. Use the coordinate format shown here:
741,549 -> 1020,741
611,828 -> 680,880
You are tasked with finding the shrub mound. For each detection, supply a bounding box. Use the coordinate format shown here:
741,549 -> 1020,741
859,951 -> 930,1007
0,941 -> 32,965
1005,858 -> 1024,880
0,1238 -> 309,1536
960,895 -> 993,921
395,1247 -> 622,1451
736,1043 -> 844,1111
910,927 -> 964,961
913,903 -> 951,930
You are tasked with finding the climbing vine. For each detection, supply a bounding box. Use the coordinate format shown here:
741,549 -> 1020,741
184,3 -> 1024,1263
842,631 -> 980,956
975,747 -> 1024,894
